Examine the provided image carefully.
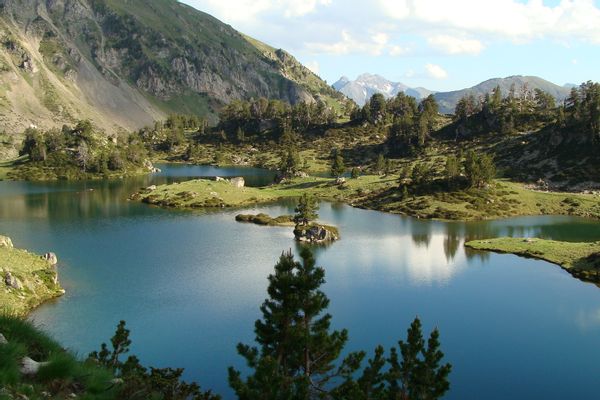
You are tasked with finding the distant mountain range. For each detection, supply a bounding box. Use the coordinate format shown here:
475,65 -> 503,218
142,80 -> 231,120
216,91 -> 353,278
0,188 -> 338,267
334,74 -> 573,114
333,74 -> 434,107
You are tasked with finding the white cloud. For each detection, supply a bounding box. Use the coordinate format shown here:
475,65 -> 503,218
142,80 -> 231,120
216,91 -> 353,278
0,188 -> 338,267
389,45 -> 410,56
184,0 -> 332,23
283,0 -> 332,17
427,35 -> 484,55
306,30 -> 392,56
378,0 -> 600,44
425,63 -> 448,79
305,60 -> 320,74
379,0 -> 410,19
182,0 -> 600,60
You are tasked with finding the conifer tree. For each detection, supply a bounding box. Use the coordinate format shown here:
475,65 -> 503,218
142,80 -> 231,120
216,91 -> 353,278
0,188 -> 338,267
294,194 -> 319,226
229,249 -> 361,399
331,151 -> 346,178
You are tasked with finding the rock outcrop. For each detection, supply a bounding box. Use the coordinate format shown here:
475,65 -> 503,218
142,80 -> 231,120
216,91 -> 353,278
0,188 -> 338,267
230,177 -> 245,188
4,271 -> 23,290
42,252 -> 58,266
0,235 -> 13,248
294,224 -> 339,244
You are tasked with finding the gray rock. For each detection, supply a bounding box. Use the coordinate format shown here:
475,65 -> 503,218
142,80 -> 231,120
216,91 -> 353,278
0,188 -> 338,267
0,235 -> 13,248
0,333 -> 7,345
335,177 -> 346,185
146,185 -> 157,191
42,252 -> 58,266
20,357 -> 49,375
5,271 -> 23,290
230,177 -> 245,188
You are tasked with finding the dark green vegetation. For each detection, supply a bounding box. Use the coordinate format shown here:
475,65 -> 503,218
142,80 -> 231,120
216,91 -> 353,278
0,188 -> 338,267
0,316 -> 218,400
0,0 -> 347,136
1,250 -> 451,399
9,120 -> 151,180
465,238 -> 600,284
0,236 -> 63,316
230,249 -> 451,399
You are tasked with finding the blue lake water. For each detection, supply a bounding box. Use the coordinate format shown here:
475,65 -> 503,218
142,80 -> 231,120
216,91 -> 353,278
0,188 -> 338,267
1,164 -> 600,399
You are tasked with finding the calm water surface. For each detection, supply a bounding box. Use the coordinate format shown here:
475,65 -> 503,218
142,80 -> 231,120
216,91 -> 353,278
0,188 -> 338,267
1,164 -> 600,399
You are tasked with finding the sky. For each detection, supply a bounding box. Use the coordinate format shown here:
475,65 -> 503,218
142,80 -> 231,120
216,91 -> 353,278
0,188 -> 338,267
180,0 -> 600,91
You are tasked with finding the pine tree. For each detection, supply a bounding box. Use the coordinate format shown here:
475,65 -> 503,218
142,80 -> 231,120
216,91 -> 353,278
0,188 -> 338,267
294,194 -> 319,226
331,151 -> 346,178
229,249 -> 359,399
385,317 -> 451,400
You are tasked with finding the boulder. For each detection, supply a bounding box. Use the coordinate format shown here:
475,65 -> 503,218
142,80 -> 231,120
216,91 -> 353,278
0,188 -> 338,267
20,357 -> 49,375
4,271 -> 23,290
0,333 -> 7,345
42,252 -> 58,266
146,185 -> 157,191
215,176 -> 227,182
0,235 -> 13,248
335,177 -> 346,185
230,177 -> 245,188
143,160 -> 161,173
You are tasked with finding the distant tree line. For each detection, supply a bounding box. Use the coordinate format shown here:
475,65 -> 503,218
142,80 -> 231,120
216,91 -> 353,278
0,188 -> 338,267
20,120 -> 148,176
451,81 -> 600,145
218,98 -> 337,141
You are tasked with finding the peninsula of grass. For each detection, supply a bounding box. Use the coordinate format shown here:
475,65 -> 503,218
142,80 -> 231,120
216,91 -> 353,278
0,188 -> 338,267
0,236 -> 64,316
136,174 -> 600,222
235,213 -> 295,226
135,175 -> 398,209
465,237 -> 600,282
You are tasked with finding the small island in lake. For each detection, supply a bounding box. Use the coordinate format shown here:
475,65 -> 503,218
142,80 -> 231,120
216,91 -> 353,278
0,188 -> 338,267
235,194 -> 340,244
465,237 -> 600,283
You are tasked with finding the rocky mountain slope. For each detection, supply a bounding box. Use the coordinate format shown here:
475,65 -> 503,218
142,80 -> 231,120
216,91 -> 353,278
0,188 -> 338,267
0,0 -> 344,142
333,73 -> 434,106
335,74 -> 571,113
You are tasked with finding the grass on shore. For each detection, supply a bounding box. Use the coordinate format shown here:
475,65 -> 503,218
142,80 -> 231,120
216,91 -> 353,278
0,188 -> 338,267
137,175 -> 397,209
137,173 -> 600,222
0,239 -> 63,316
465,237 -> 600,282
235,213 -> 295,226
0,315 -> 117,399
361,179 -> 600,221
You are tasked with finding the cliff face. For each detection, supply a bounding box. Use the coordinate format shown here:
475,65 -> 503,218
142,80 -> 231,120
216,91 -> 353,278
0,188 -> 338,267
0,0 -> 344,142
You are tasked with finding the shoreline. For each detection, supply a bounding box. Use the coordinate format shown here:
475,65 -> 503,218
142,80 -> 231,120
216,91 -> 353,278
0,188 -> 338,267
132,174 -> 600,222
465,237 -> 600,284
